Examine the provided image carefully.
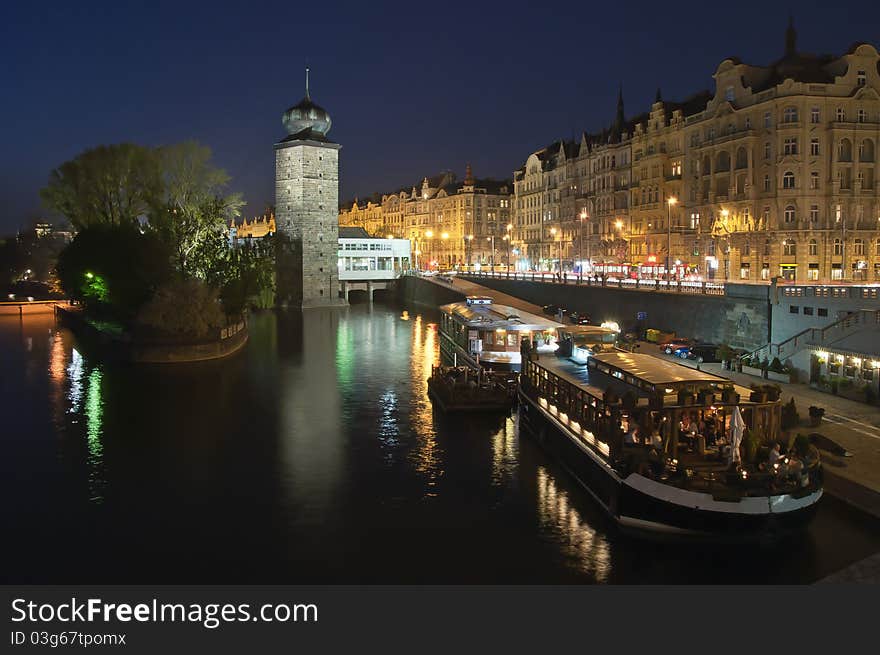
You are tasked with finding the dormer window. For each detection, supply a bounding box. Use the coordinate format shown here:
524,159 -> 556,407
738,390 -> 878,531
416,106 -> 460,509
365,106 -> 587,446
857,70 -> 866,86
725,86 -> 735,102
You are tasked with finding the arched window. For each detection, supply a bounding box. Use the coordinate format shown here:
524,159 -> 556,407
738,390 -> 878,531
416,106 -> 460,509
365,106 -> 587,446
735,147 -> 748,169
859,139 -> 875,162
783,107 -> 798,123
834,238 -> 843,256
702,155 -> 711,175
783,239 -> 796,256
854,238 -> 865,256
783,171 -> 796,189
784,205 -> 796,223
838,138 -> 853,161
809,239 -> 818,256
716,151 -> 731,172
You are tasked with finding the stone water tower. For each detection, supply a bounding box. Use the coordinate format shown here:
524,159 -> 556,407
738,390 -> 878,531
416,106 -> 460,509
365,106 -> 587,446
274,69 -> 346,308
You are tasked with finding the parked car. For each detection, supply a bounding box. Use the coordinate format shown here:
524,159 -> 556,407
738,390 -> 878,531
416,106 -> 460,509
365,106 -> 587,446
660,338 -> 692,354
672,345 -> 692,358
569,311 -> 591,325
686,344 -> 720,363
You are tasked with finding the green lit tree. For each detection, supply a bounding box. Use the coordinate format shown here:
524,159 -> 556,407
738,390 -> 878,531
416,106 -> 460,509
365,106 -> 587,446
150,141 -> 244,276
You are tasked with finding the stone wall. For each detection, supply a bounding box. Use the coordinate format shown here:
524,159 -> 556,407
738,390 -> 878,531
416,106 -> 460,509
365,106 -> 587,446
397,276 -> 465,308
461,277 -> 770,350
275,139 -> 344,308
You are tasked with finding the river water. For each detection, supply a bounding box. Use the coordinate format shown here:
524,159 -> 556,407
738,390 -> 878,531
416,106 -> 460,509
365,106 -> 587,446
2,303 -> 878,583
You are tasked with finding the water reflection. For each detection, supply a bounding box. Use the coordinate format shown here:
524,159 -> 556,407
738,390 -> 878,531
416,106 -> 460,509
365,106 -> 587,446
84,366 -> 105,503
2,308 -> 879,584
536,466 -> 611,582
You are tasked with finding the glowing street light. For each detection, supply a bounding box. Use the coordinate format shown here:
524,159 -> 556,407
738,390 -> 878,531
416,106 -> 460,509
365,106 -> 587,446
666,196 -> 678,280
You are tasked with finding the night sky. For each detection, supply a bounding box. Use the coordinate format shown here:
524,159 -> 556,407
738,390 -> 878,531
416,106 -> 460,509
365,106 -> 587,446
3,0 -> 878,233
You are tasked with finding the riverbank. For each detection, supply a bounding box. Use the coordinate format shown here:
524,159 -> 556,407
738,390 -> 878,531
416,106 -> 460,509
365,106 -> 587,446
55,305 -> 248,363
417,274 -> 880,520
0,299 -> 67,316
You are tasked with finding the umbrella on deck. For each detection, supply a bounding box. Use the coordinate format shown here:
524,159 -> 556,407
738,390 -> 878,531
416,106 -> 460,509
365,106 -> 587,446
730,406 -> 745,465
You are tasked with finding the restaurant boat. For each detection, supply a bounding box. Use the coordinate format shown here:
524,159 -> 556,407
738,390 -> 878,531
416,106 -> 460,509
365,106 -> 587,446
438,297 -> 563,372
517,347 -> 823,541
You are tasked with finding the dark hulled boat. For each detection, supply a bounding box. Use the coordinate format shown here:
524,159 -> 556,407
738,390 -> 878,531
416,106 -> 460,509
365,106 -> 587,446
517,347 -> 822,541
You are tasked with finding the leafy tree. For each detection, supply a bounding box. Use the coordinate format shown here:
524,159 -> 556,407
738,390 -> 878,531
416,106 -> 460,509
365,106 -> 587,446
136,278 -> 226,339
150,142 -> 244,275
40,144 -> 161,229
56,225 -> 173,321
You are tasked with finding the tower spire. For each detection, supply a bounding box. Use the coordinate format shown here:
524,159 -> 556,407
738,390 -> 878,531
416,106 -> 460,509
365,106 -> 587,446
305,67 -> 310,100
785,15 -> 797,56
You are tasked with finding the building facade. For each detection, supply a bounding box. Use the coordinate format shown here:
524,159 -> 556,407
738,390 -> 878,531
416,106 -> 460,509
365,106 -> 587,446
511,23 -> 880,283
339,165 -> 512,270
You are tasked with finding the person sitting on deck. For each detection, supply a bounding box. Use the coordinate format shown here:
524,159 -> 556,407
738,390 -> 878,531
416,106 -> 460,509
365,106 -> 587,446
767,443 -> 783,471
624,426 -> 639,445
650,429 -> 663,449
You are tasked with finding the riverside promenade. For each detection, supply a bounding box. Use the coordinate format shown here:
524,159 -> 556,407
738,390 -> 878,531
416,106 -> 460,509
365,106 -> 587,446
423,273 -> 880,520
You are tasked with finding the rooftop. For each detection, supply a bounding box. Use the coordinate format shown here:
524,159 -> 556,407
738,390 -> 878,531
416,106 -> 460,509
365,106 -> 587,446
591,351 -> 730,387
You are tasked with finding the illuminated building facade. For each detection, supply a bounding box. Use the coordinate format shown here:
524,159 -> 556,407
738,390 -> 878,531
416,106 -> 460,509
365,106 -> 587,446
512,22 -> 880,282
339,165 -> 512,269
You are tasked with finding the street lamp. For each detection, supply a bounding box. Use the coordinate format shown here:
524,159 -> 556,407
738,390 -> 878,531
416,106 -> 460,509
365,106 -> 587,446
486,235 -> 495,274
505,223 -> 513,276
579,209 -> 590,282
666,196 -> 678,280
720,209 -> 730,281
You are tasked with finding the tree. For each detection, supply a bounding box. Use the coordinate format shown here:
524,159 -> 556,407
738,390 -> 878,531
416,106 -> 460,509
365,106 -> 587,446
136,278 -> 226,339
40,144 -> 161,229
56,225 -> 173,321
149,142 -> 244,276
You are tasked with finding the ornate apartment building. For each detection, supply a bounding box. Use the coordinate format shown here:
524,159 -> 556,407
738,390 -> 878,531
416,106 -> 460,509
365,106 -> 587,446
512,22 -> 880,283
338,165 -> 512,268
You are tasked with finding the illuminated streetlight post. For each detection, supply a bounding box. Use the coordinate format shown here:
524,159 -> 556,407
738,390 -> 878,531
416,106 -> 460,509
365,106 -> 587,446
486,235 -> 496,274
505,223 -> 513,277
666,196 -> 678,281
579,209 -> 589,282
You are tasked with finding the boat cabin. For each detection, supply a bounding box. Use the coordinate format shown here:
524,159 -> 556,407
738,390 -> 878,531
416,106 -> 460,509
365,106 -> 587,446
439,301 -> 563,370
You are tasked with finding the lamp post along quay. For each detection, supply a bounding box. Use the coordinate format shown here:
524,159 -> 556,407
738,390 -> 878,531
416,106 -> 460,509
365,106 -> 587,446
666,196 -> 677,280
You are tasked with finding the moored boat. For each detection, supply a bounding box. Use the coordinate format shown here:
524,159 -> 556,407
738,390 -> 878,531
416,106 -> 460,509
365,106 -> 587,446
517,345 -> 822,542
427,365 -> 516,412
438,297 -> 563,371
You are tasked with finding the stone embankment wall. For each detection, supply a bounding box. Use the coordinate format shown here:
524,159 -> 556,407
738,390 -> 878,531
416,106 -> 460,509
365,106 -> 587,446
397,275 -> 465,308
461,277 -> 770,351
56,307 -> 248,364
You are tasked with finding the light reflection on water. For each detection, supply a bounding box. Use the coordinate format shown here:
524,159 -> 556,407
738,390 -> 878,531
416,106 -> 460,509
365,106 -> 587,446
3,307 -> 880,583
536,466 -> 611,582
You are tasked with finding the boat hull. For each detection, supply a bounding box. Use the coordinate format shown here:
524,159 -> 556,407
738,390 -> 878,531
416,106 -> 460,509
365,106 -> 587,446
517,389 -> 822,542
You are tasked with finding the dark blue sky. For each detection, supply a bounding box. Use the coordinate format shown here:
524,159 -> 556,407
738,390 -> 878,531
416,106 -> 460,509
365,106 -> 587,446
3,0 -> 878,233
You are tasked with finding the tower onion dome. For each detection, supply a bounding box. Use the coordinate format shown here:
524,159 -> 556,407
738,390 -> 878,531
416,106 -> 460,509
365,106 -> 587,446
282,68 -> 332,136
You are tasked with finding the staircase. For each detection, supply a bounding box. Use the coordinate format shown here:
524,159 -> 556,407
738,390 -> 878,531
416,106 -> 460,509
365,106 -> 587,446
744,310 -> 880,364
